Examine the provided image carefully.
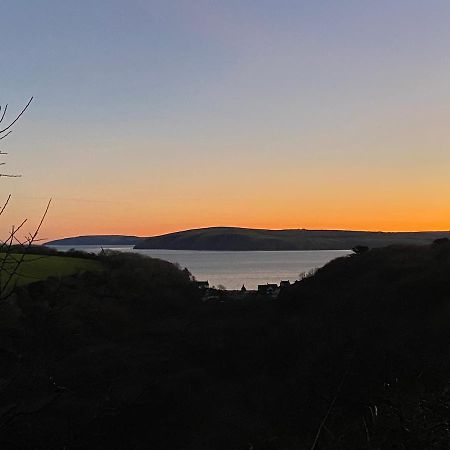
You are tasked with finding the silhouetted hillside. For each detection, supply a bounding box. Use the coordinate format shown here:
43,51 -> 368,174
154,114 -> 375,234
45,235 -> 142,246
135,226 -> 450,250
2,243 -> 450,449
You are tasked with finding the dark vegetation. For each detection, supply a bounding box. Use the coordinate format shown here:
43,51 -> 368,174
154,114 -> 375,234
1,243 -> 450,449
5,245 -> 99,259
135,226 -> 450,250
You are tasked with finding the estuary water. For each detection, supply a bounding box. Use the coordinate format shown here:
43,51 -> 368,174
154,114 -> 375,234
49,245 -> 351,290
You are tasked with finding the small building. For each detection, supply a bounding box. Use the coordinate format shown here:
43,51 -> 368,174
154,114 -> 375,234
280,280 -> 290,289
195,280 -> 209,290
257,283 -> 279,296
257,284 -> 267,294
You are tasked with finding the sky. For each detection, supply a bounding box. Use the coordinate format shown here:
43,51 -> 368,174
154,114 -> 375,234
1,0 -> 450,240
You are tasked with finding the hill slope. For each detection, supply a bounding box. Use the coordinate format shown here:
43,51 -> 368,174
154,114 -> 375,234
135,226 -> 450,250
45,235 -> 142,246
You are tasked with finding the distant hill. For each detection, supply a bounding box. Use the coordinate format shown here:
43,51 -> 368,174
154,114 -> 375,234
45,235 -> 142,246
135,227 -> 450,250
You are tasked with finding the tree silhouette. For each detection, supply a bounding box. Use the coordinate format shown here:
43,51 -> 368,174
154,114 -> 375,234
352,245 -> 369,254
0,97 -> 51,298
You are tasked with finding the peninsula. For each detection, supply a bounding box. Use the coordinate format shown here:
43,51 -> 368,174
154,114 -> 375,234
135,227 -> 450,250
46,235 -> 142,246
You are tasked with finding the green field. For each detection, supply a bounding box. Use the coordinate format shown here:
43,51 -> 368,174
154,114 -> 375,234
0,253 -> 103,292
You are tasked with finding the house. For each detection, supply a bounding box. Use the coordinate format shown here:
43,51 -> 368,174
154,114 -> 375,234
195,280 -> 209,290
280,280 -> 290,289
257,283 -> 279,296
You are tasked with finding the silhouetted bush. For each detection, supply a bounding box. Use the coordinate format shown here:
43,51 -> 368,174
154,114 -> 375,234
352,244 -> 369,254
433,237 -> 450,245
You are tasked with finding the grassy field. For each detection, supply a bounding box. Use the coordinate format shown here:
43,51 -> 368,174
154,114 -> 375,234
0,253 -> 103,291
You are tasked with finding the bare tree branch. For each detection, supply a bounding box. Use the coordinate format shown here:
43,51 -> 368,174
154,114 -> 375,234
0,194 -> 11,217
1,199 -> 51,298
0,97 -> 33,135
0,97 -> 39,298
0,104 -> 8,124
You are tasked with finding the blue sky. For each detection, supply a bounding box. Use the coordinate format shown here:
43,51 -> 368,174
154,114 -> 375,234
2,1 -> 450,237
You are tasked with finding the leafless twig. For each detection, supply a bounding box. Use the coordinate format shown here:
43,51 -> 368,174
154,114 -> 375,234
1,199 -> 52,298
0,97 -> 33,177
0,97 -> 33,135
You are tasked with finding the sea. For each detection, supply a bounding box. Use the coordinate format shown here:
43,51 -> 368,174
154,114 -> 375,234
48,245 -> 351,290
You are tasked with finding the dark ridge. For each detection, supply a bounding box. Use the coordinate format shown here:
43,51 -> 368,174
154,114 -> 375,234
45,235 -> 143,246
135,226 -> 450,250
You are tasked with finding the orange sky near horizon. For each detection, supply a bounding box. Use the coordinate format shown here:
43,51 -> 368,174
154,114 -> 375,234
2,114 -> 450,241
3,174 -> 449,241
2,187 -> 450,241
2,105 -> 450,241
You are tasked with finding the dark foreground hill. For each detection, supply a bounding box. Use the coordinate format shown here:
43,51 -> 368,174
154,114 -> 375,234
1,243 -> 450,449
135,226 -> 450,250
46,234 -> 142,246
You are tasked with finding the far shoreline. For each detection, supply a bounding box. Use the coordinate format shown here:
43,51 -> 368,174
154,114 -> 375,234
45,227 -> 450,252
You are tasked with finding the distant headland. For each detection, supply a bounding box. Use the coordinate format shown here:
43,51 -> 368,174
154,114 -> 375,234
46,235 -> 142,246
45,227 -> 450,251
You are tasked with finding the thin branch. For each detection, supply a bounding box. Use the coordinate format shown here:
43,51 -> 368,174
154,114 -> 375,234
33,199 -> 52,239
0,131 -> 13,140
0,104 -> 8,124
0,220 -> 28,294
0,219 -> 28,251
1,199 -> 51,298
0,97 -> 33,135
0,194 -> 11,217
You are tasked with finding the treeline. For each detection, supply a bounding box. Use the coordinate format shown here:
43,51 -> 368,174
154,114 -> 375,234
3,244 -> 99,260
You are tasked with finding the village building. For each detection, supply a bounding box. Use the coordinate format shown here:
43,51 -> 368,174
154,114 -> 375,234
195,280 -> 209,290
257,283 -> 279,296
